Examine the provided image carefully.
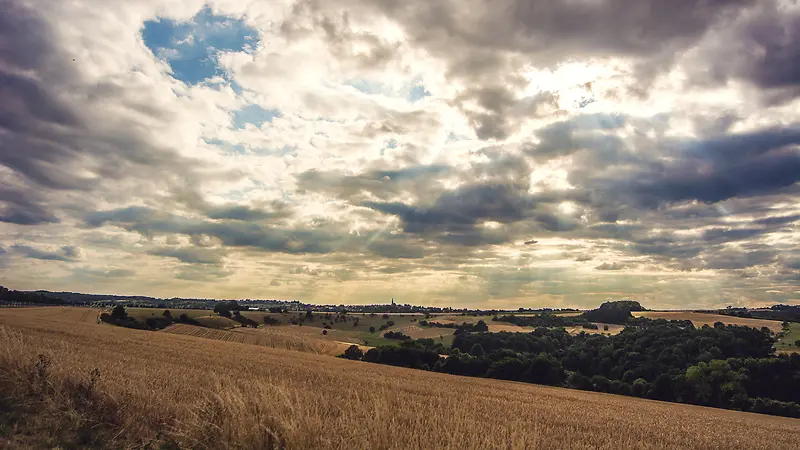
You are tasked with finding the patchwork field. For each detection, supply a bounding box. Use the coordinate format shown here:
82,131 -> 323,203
776,322 -> 800,354
1,307 -> 799,449
632,311 -> 784,333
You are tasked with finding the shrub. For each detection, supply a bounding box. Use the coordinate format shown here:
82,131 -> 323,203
111,305 -> 127,320
469,344 -> 485,357
384,331 -> 411,341
342,345 -> 364,360
369,326 -> 376,333
263,316 -> 281,326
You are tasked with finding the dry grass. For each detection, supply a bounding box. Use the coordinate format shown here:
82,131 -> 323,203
162,324 -> 352,356
632,311 -> 784,333
1,307 -> 799,449
193,315 -> 240,329
398,324 -> 456,339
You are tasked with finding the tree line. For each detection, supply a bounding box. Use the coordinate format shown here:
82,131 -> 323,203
343,317 -> 800,418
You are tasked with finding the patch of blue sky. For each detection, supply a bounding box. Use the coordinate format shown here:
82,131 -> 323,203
407,83 -> 431,102
203,138 -> 246,154
232,104 -> 281,129
348,79 -> 387,95
142,5 -> 259,85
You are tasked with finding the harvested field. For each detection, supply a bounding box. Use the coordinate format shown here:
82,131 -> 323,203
192,315 -> 240,329
398,324 -> 456,339
162,324 -> 352,356
632,311 -> 784,333
487,324 -> 536,333
1,307 -> 799,449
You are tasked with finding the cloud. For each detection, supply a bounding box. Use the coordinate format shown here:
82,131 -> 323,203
12,244 -> 85,262
148,246 -> 227,265
142,5 -> 260,85
0,0 -> 798,308
693,3 -> 800,101
595,262 -> 627,271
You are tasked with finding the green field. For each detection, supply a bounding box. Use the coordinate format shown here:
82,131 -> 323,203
242,311 -> 426,346
775,322 -> 800,353
124,307 -> 434,345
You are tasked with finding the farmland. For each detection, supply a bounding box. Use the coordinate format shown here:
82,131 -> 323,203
632,311 -> 784,333
776,322 -> 800,354
1,307 -> 799,449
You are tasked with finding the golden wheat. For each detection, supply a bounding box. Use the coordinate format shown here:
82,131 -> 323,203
162,323 -> 351,356
632,311 -> 784,332
1,307 -> 798,449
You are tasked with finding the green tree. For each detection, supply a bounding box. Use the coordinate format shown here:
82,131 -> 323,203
111,305 -> 127,320
469,343 -> 485,357
343,345 -> 364,360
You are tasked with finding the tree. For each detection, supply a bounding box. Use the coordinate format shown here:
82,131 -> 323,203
469,343 -> 485,357
603,324 -> 609,331
473,320 -> 489,332
214,303 -> 232,318
111,305 -> 127,320
794,340 -> 800,348
343,345 -> 364,360
162,310 -> 172,319
305,310 -> 313,319
369,326 -> 376,333
322,329 -> 328,335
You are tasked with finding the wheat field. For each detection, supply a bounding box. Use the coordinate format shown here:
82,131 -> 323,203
1,307 -> 799,449
632,311 -> 784,332
162,323 -> 353,356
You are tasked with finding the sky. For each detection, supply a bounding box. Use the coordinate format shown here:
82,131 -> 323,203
0,0 -> 798,309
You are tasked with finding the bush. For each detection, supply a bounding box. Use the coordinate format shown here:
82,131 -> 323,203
263,316 -> 281,326
469,344 -> 485,357
369,326 -> 375,333
111,305 -> 127,320
342,345 -> 364,360
384,331 -> 411,341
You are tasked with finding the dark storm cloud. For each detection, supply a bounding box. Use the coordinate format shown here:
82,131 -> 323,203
205,202 -> 292,221
86,206 -> 339,254
0,183 -> 60,225
11,244 -> 83,262
85,206 -> 431,260
697,3 -> 800,100
363,183 -> 532,233
584,126 -> 800,209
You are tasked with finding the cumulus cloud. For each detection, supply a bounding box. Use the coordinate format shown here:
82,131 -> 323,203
1,0 -> 798,308
12,244 -> 85,262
